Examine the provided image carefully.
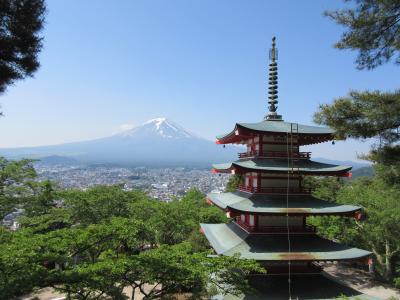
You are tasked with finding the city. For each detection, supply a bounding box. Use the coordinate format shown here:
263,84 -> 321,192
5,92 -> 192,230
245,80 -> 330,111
34,162 -> 230,201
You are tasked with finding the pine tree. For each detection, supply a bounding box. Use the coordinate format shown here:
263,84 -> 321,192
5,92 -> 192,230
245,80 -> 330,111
0,0 -> 46,95
326,0 -> 400,70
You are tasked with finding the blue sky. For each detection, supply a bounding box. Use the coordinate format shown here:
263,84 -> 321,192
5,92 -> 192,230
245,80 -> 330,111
0,0 -> 398,161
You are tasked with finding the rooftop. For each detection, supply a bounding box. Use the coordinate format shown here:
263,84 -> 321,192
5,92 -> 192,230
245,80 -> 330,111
212,158 -> 352,175
200,222 -> 371,261
207,191 -> 361,215
216,121 -> 335,145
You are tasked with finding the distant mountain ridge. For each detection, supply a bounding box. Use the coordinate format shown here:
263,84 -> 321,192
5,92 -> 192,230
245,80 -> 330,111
35,155 -> 80,165
0,118 -> 238,167
312,157 -> 371,170
351,166 -> 374,178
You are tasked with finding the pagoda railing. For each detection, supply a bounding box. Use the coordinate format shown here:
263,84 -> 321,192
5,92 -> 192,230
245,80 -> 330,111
238,150 -> 311,159
256,225 -> 316,234
238,185 -> 312,194
235,220 -> 316,234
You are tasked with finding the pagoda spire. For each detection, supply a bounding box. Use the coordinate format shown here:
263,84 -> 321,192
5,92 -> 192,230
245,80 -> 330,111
265,36 -> 282,121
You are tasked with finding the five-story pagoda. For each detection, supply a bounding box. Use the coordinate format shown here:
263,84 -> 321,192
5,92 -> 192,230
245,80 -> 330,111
201,37 -> 373,299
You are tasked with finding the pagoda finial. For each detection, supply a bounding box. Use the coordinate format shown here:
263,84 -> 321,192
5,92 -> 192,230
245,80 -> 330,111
265,36 -> 282,121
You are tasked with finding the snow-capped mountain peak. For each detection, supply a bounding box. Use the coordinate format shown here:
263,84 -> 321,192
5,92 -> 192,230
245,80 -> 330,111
143,117 -> 168,128
119,117 -> 197,139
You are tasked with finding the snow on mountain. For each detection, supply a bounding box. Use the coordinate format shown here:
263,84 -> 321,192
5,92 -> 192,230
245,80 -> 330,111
119,118 -> 196,139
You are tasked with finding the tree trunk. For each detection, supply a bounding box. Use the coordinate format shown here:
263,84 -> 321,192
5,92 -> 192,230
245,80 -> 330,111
371,246 -> 383,279
384,241 -> 394,281
131,286 -> 136,300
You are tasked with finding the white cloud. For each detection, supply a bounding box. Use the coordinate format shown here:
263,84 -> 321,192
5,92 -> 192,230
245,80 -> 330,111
119,123 -> 135,131
114,123 -> 136,134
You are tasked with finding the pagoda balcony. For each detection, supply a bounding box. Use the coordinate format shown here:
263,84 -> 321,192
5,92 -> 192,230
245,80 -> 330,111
235,220 -> 316,234
238,150 -> 311,159
237,185 -> 312,194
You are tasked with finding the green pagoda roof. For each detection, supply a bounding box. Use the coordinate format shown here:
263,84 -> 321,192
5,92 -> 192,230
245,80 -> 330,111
212,159 -> 351,175
207,191 -> 361,215
216,121 -> 335,145
218,121 -> 334,137
200,222 -> 371,261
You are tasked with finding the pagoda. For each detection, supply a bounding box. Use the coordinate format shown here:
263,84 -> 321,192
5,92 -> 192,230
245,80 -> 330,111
201,37 -> 373,299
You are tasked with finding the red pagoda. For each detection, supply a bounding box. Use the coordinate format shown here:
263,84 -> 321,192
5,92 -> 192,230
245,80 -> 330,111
201,37 -> 374,299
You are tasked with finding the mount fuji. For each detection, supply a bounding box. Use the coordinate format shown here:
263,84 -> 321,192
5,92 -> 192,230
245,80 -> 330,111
0,118 -> 238,167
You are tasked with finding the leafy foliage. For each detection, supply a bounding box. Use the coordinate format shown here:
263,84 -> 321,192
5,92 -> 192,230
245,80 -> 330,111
314,90 -> 400,143
314,90 -> 400,184
335,177 -> 400,281
326,0 -> 400,69
0,184 -> 260,299
308,176 -> 400,282
0,0 -> 46,95
59,186 -> 148,225
0,157 -> 37,219
303,176 -> 345,202
225,174 -> 243,192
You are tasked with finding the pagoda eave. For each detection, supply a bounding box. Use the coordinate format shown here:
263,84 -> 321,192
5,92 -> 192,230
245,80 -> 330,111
206,192 -> 362,216
216,122 -> 335,146
212,160 -> 352,176
200,222 -> 371,262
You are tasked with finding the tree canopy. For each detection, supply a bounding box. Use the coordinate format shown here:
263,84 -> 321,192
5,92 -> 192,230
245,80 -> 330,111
0,0 -> 46,96
314,89 -> 400,184
314,90 -> 400,143
326,0 -> 400,70
0,157 -> 37,219
308,176 -> 400,282
0,174 -> 262,299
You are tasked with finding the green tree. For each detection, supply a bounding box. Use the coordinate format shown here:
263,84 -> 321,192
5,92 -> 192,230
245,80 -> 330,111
60,186 -> 148,225
305,177 -> 350,241
303,176 -> 345,202
128,188 -> 224,247
0,228 -> 49,299
335,177 -> 400,281
0,0 -> 46,96
225,174 -> 243,192
0,157 -> 37,219
23,180 -> 56,217
314,90 -> 400,184
308,176 -> 400,282
112,243 -> 264,300
19,207 -> 72,234
326,0 -> 400,70
314,90 -> 400,143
